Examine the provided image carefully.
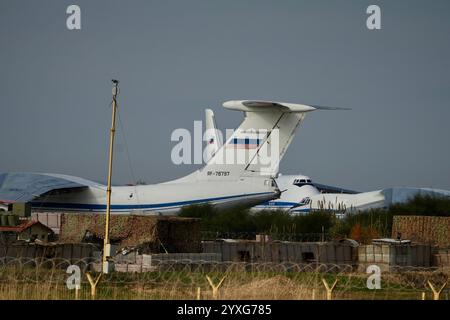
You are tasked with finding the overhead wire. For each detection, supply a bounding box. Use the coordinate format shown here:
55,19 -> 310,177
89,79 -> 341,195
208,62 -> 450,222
116,104 -> 141,206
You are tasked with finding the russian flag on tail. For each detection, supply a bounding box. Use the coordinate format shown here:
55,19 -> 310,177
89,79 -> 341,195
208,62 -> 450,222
227,137 -> 261,149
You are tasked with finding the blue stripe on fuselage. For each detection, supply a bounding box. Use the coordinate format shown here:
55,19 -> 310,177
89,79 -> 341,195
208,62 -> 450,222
254,201 -> 311,213
30,192 -> 273,212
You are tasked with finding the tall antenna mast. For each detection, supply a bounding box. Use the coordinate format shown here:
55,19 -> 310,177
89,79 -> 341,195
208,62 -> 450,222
103,79 -> 119,274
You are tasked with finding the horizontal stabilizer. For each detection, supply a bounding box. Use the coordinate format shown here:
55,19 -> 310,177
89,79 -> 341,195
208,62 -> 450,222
223,100 -> 351,113
311,105 -> 351,111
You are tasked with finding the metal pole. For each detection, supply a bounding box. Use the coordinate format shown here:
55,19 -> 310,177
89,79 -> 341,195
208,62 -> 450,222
103,79 -> 119,273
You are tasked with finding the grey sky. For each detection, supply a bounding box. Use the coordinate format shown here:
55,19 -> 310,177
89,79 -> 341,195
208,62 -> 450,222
1,0 -> 449,191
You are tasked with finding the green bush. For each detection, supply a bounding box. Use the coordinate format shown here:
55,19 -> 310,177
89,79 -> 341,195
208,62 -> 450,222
329,209 -> 392,239
389,194 -> 450,217
180,205 -> 335,237
179,195 -> 450,241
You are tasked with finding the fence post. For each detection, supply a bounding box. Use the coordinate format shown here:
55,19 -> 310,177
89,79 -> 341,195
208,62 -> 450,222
311,289 -> 316,300
206,275 -> 226,300
322,278 -> 338,300
75,285 -> 80,300
197,287 -> 201,300
421,292 -> 426,300
86,273 -> 102,300
427,281 -> 447,301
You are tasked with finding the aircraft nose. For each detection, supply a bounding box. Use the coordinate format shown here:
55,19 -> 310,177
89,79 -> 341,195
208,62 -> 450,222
271,179 -> 281,196
275,189 -> 281,198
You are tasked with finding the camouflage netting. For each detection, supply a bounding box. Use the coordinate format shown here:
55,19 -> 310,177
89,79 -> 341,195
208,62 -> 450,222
59,214 -> 201,253
392,215 -> 450,248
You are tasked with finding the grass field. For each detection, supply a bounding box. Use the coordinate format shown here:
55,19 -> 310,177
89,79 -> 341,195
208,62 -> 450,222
1,262 -> 448,300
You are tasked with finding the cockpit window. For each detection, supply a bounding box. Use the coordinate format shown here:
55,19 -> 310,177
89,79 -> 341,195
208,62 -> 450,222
293,178 -> 313,187
299,197 -> 311,205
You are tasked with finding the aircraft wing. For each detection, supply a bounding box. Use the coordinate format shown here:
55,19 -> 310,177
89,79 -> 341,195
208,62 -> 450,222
313,182 -> 359,194
0,172 -> 104,203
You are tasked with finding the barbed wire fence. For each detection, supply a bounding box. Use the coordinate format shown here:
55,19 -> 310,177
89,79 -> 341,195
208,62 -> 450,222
0,257 -> 448,300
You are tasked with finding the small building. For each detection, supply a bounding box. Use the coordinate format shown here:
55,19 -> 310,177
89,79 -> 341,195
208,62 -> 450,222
0,220 -> 54,242
58,213 -> 201,253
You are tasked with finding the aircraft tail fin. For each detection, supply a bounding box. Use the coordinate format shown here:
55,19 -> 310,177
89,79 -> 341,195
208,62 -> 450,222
199,100 -> 328,180
175,100 -> 348,183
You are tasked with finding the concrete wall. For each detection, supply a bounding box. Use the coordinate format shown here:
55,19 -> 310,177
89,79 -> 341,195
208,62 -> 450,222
202,241 -> 357,265
358,244 -> 433,272
433,249 -> 450,269
32,212 -> 62,234
0,242 -> 98,266
92,252 -> 223,273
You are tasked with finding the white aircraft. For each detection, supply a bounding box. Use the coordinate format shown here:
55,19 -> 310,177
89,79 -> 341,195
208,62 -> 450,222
253,174 -> 384,214
0,100 -> 338,215
204,109 -> 450,215
253,174 -> 450,214
252,174 -> 321,213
